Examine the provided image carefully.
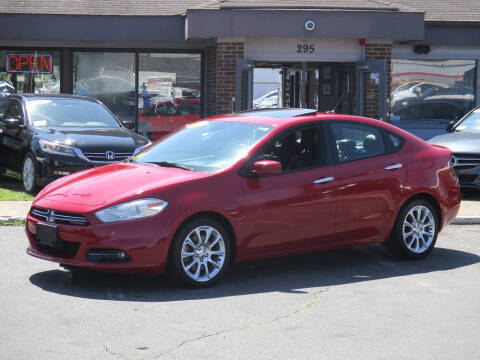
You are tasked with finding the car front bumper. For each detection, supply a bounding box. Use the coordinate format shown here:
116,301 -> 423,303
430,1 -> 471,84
25,210 -> 172,274
453,155 -> 480,190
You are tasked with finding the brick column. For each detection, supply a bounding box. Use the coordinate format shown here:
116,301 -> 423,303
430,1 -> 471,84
205,42 -> 245,117
364,43 -> 392,121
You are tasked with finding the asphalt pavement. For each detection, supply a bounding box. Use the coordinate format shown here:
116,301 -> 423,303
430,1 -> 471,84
1,224 -> 479,360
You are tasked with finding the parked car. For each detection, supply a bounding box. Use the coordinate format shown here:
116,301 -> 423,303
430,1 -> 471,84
253,90 -> 279,109
0,81 -> 16,98
26,109 -> 460,287
429,106 -> 480,189
391,82 -> 445,112
138,97 -> 200,140
0,94 -> 150,193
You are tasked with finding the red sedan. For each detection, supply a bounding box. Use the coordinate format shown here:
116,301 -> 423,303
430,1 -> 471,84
26,109 -> 461,287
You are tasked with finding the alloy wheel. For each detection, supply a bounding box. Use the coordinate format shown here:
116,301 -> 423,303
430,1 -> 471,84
23,157 -> 35,192
402,205 -> 436,254
180,225 -> 226,282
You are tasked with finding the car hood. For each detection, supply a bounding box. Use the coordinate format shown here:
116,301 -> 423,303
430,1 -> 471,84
39,127 -> 148,153
34,163 -> 210,208
428,131 -> 480,154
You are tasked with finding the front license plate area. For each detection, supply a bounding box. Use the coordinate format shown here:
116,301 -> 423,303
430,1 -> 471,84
36,223 -> 61,247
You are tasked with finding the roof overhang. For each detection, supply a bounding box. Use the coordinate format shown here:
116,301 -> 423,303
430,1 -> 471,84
424,22 -> 480,45
186,9 -> 425,41
0,14 -> 186,44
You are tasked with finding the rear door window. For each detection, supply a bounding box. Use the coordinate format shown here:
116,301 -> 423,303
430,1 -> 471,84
331,122 -> 387,162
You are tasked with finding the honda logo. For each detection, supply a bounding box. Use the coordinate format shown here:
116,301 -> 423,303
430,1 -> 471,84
105,151 -> 116,160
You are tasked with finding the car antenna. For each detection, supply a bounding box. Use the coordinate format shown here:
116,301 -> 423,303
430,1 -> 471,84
327,93 -> 345,113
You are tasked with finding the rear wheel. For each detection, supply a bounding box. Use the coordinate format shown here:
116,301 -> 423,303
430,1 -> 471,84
22,153 -> 38,194
387,199 -> 439,259
170,217 -> 231,288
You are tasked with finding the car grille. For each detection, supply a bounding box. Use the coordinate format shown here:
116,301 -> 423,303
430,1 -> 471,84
36,241 -> 80,259
83,151 -> 133,162
458,174 -> 478,183
453,154 -> 480,169
31,207 -> 89,226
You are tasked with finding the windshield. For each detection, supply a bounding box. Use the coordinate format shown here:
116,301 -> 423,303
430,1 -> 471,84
135,120 -> 274,172
26,99 -> 121,129
455,108 -> 480,134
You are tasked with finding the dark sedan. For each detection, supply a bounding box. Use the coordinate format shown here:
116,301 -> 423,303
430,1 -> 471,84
429,107 -> 480,189
0,94 -> 150,193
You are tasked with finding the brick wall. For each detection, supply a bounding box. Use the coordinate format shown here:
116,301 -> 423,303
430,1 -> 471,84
205,42 -> 245,116
206,46 -> 217,117
364,43 -> 392,121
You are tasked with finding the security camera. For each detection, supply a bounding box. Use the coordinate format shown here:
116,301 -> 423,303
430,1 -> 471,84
305,20 -> 315,31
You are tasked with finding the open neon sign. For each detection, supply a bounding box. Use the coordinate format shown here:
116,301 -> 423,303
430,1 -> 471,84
6,54 -> 53,74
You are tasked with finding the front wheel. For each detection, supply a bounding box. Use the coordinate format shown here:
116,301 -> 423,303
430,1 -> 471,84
387,199 -> 439,259
170,217 -> 231,288
22,153 -> 39,194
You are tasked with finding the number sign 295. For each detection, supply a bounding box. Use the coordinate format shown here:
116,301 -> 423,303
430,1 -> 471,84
297,44 -> 315,54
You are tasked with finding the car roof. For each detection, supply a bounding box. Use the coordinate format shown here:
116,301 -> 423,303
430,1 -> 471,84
5,93 -> 102,103
209,108 -> 421,142
211,108 -> 376,126
236,108 -> 318,118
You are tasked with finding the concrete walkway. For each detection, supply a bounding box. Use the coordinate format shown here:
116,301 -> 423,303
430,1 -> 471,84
0,198 -> 478,224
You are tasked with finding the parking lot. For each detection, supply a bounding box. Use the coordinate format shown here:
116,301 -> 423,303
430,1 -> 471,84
1,224 -> 479,360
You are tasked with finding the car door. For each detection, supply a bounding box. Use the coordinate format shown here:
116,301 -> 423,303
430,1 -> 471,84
329,121 -> 407,244
0,98 -> 27,170
241,124 -> 338,258
171,99 -> 201,129
149,101 -> 177,139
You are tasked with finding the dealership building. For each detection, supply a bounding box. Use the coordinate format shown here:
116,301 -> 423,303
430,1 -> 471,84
1,0 -> 479,139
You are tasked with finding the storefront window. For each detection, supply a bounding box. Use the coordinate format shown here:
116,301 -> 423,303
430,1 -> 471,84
73,52 -> 135,127
0,49 -> 61,95
391,59 -> 476,122
137,53 -> 201,141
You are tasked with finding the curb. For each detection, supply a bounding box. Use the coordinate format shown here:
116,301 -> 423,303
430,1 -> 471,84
0,216 -> 26,224
450,217 -> 480,225
1,216 -> 479,226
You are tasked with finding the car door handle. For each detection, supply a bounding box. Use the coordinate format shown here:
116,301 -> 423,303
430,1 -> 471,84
313,176 -> 335,184
384,163 -> 403,170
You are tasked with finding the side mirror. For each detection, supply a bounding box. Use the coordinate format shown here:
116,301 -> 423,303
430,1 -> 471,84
252,160 -> 282,176
121,120 -> 135,129
446,120 -> 456,132
2,118 -> 21,129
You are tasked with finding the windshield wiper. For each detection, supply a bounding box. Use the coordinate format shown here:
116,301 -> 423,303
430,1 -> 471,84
145,161 -> 194,171
124,156 -> 136,163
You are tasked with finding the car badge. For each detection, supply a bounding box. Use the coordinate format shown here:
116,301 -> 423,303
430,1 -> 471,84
105,151 -> 116,160
48,210 -> 55,223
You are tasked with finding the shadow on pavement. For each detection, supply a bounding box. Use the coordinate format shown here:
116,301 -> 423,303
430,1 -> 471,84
29,244 -> 480,302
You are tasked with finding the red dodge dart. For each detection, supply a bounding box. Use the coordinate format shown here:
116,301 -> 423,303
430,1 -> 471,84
26,109 -> 461,287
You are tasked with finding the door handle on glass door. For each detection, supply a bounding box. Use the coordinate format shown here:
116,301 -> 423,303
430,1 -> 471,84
313,177 -> 334,184
384,163 -> 403,170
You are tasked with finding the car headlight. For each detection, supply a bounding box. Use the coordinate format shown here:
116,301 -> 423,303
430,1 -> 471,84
95,198 -> 168,222
39,139 -> 76,157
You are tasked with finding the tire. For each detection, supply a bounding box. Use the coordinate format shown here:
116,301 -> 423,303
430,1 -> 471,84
387,199 -> 439,259
169,217 -> 231,288
22,152 -> 39,194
